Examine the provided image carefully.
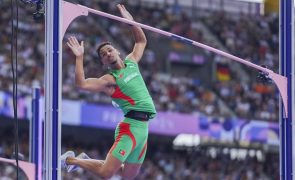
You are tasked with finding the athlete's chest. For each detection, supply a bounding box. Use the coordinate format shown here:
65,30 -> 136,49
115,65 -> 140,86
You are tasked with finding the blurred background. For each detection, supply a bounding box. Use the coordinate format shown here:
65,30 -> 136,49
0,0 -> 282,179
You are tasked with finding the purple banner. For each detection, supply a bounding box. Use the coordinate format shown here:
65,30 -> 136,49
81,103 -> 123,129
80,104 -> 199,136
240,120 -> 279,145
168,51 -> 205,65
149,112 -> 199,136
79,105 -> 237,141
0,91 -> 280,145
78,104 -> 279,145
0,91 -> 31,119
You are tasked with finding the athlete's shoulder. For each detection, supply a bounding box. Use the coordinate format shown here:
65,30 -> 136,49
124,58 -> 138,67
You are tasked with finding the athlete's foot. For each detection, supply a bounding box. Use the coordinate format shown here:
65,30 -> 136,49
61,151 -> 75,172
67,152 -> 91,172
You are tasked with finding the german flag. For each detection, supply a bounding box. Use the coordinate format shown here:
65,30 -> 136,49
216,62 -> 231,81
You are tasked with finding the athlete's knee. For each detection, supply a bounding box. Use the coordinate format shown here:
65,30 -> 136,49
121,169 -> 140,180
121,173 -> 138,180
99,169 -> 115,180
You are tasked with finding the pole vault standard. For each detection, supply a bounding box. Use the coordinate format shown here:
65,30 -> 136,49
61,1 -> 293,179
0,157 -> 35,179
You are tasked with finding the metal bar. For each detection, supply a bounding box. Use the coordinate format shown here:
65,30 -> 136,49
0,157 -> 35,180
44,0 -> 53,179
45,0 -> 62,179
280,0 -> 293,179
30,88 -> 42,180
52,0 -> 60,179
78,3 -> 271,73
279,0 -> 285,178
284,0 -> 293,179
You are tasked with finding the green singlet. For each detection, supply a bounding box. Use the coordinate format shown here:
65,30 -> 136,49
108,58 -> 156,163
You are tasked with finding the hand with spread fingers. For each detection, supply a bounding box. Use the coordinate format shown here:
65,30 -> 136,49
67,36 -> 84,58
117,4 -> 134,21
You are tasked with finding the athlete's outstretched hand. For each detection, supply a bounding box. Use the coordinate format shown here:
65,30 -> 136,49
67,36 -> 84,58
117,4 -> 134,21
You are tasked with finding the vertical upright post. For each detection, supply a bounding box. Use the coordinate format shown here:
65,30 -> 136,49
30,87 -> 42,180
280,0 -> 293,180
292,3 -> 295,180
45,0 -> 62,179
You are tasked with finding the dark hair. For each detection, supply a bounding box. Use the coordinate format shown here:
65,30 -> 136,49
96,41 -> 112,58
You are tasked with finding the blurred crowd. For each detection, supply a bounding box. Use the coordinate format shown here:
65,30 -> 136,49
0,128 -> 279,180
0,1 -> 279,121
61,146 -> 279,180
202,11 -> 279,72
201,11 -> 279,121
214,81 -> 278,121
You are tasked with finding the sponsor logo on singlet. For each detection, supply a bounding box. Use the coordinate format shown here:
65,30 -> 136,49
124,72 -> 139,83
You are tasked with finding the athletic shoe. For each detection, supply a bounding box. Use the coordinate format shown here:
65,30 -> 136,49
67,152 -> 90,172
61,151 -> 75,172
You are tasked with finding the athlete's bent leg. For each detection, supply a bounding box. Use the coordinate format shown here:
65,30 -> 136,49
66,153 -> 122,179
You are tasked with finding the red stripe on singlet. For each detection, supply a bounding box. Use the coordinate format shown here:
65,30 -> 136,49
111,86 -> 135,105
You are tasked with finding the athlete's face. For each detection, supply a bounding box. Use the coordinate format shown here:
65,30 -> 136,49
99,44 -> 120,66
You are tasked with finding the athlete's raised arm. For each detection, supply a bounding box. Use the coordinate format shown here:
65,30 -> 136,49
117,4 -> 147,63
67,36 -> 114,93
